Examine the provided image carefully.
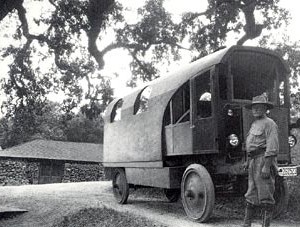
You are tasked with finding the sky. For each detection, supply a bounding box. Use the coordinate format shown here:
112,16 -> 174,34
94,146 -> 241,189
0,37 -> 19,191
0,0 -> 300,112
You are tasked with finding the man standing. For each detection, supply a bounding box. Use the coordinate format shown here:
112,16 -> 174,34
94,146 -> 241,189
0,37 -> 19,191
242,94 -> 279,227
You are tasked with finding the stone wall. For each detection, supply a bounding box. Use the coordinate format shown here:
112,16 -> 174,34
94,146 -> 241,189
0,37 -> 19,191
0,158 -> 104,185
62,162 -> 104,183
0,158 -> 39,186
25,162 -> 40,184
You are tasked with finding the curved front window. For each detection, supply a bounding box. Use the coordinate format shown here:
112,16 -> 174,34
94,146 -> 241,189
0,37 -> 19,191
231,51 -> 285,104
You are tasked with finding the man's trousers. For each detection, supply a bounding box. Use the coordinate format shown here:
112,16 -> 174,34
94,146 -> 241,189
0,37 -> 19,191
245,155 -> 276,205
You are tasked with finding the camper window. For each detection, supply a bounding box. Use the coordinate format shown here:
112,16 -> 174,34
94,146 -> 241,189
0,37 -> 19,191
134,86 -> 152,115
111,99 -> 123,122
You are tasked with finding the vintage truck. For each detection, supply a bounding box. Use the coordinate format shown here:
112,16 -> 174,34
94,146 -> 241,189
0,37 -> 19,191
103,45 -> 299,222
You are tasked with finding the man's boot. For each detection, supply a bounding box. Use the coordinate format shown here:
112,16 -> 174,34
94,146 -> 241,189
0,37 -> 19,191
242,202 -> 255,227
261,204 -> 273,227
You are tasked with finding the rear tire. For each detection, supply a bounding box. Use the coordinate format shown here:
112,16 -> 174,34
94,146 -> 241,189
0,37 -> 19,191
112,168 -> 129,204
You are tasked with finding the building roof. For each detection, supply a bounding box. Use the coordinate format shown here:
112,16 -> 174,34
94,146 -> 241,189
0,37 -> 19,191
0,140 -> 103,163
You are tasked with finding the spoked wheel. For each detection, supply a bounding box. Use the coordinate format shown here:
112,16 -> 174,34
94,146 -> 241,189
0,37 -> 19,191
164,188 -> 180,202
273,176 -> 289,218
112,168 -> 129,204
181,164 -> 215,222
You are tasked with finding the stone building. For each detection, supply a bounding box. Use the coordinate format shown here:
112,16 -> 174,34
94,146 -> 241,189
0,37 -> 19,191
0,139 -> 103,185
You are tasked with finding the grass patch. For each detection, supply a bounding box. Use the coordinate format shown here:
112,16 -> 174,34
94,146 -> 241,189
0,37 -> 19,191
215,176 -> 300,223
286,129 -> 300,222
52,207 -> 166,227
284,176 -> 300,222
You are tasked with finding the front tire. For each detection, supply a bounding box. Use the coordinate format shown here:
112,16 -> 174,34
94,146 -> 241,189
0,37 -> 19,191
112,168 -> 129,204
181,164 -> 215,222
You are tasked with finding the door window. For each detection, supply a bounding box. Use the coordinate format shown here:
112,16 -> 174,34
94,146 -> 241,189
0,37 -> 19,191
163,82 -> 190,126
195,71 -> 212,118
172,82 -> 190,124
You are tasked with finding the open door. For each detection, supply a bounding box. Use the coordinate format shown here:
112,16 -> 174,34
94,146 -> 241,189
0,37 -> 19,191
191,69 -> 218,153
164,82 -> 193,155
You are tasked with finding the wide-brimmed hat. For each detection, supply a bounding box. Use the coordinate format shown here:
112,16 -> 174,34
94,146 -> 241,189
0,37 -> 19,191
245,94 -> 274,109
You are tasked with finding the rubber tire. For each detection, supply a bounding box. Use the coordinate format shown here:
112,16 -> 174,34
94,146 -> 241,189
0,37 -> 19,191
273,176 -> 289,218
181,164 -> 215,222
164,188 -> 180,202
112,168 -> 129,204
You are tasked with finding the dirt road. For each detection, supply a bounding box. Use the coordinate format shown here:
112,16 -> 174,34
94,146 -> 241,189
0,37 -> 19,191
0,182 -> 298,227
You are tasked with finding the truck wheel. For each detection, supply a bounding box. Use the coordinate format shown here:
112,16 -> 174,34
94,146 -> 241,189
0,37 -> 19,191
112,168 -> 129,204
181,164 -> 215,222
164,189 -> 180,202
273,176 -> 289,218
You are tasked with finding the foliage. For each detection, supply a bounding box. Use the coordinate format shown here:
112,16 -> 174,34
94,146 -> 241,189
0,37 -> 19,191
272,40 -> 300,88
270,40 -> 300,121
0,0 -> 291,106
116,0 -> 182,84
0,101 -> 65,148
285,177 -> 300,222
178,0 -> 289,54
0,101 -> 104,148
0,0 -> 120,117
64,113 -> 104,144
0,0 -> 298,145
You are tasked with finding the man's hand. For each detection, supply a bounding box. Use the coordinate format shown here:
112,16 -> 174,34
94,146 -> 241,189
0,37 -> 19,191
243,159 -> 250,171
261,165 -> 270,179
261,156 -> 275,179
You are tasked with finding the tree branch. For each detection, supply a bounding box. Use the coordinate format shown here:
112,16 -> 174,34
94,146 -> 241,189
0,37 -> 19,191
94,37 -> 189,69
48,0 -> 57,7
129,50 -> 156,81
15,2 -> 50,43
237,0 -> 264,45
87,0 -> 115,69
183,0 -> 241,23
